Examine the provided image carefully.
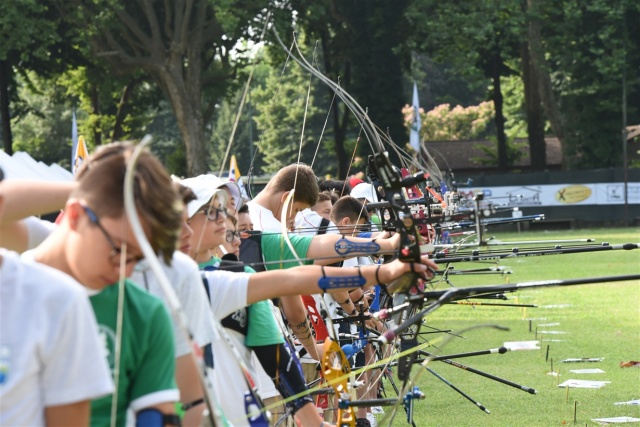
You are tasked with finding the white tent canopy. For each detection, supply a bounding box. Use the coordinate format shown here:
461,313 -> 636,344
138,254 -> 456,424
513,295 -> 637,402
0,151 -> 73,182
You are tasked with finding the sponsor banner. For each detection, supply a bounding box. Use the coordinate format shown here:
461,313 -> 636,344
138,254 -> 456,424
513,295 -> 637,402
458,182 -> 640,207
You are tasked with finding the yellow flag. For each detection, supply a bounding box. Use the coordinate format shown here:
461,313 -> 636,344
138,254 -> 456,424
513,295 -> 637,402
73,136 -> 89,175
229,155 -> 241,182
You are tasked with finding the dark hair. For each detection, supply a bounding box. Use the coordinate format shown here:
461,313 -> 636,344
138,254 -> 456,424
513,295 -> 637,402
265,163 -> 318,207
73,142 -> 182,264
319,179 -> 351,197
238,203 -> 250,214
316,192 -> 332,204
331,196 -> 369,224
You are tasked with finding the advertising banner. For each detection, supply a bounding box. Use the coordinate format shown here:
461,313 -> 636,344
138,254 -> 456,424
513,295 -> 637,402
458,183 -> 640,208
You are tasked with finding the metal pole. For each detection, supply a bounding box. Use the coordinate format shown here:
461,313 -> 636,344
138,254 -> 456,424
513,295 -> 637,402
621,8 -> 629,227
248,90 -> 254,198
622,70 -> 629,227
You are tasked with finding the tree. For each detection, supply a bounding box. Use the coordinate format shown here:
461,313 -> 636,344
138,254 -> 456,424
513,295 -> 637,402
533,0 -> 640,169
56,0 -> 268,175
281,0 -> 412,177
11,73 -> 75,168
407,0 -> 526,173
0,0 -> 81,154
251,47 -> 324,174
403,102 -> 495,141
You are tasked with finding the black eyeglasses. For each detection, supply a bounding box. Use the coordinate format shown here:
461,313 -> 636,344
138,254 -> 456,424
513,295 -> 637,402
199,206 -> 227,222
225,230 -> 241,243
82,205 -> 144,265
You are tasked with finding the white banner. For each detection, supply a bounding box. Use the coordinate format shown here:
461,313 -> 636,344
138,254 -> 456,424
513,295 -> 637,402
457,182 -> 640,207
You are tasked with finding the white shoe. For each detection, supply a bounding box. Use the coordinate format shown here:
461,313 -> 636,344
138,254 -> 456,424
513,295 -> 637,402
366,413 -> 378,427
371,406 -> 385,415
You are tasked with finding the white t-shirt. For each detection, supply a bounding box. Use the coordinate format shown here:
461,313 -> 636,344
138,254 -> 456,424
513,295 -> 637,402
24,216 -> 56,249
130,251 -> 216,357
0,249 -> 114,426
247,201 -> 281,233
294,209 -> 338,236
201,270 -> 265,424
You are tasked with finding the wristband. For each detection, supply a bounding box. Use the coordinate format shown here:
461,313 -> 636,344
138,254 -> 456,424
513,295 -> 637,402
181,398 -> 205,411
375,264 -> 382,284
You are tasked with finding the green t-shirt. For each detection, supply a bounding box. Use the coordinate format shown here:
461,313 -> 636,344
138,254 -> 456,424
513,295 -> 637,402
260,233 -> 313,270
199,257 -> 283,347
89,280 -> 177,427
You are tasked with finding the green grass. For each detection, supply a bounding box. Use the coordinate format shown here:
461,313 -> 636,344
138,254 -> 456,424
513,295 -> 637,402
380,227 -> 640,427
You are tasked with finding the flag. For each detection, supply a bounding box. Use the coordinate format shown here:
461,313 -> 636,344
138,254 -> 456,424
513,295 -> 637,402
228,155 -> 241,182
409,82 -> 421,152
71,108 -> 78,169
73,135 -> 89,176
229,155 -> 249,199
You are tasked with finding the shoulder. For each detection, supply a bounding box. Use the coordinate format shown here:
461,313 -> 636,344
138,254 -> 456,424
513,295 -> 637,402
13,249 -> 86,301
24,216 -> 57,249
124,279 -> 167,308
170,250 -> 199,269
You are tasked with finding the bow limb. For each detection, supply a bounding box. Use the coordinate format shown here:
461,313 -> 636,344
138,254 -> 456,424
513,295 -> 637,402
123,137 -> 223,426
217,10 -> 272,177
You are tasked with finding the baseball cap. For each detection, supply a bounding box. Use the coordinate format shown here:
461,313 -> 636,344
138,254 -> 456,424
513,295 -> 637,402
180,174 -> 237,218
348,177 -> 364,189
350,182 -> 379,204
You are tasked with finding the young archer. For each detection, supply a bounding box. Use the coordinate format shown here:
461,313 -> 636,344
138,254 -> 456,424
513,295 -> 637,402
24,143 -> 183,427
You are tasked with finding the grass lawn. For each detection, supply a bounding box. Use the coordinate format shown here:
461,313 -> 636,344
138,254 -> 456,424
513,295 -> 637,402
379,227 -> 640,426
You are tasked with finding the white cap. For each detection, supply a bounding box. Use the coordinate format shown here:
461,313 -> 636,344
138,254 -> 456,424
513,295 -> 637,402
180,174 -> 238,218
350,182 -> 379,204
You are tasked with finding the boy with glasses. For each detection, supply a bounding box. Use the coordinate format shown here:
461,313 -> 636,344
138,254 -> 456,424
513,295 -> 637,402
0,168 -> 114,426
22,143 -> 182,427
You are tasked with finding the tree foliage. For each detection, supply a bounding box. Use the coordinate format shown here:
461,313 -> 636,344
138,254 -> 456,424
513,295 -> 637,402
2,0 -> 638,177
251,48 -> 323,174
280,0 -> 411,177
54,0 -> 268,175
403,102 -> 495,142
0,0 -> 82,154
534,0 -> 640,169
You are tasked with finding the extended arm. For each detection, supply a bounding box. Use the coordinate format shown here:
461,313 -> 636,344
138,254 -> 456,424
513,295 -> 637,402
246,256 -> 436,305
0,180 -> 75,252
0,180 -> 75,223
307,232 -> 400,265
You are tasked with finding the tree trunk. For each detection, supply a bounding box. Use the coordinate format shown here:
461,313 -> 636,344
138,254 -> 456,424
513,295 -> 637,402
90,83 -> 102,146
332,98 -> 350,179
0,60 -> 14,155
321,29 -> 351,179
157,68 -> 208,176
491,50 -> 508,172
528,0 -> 567,169
521,40 -> 546,171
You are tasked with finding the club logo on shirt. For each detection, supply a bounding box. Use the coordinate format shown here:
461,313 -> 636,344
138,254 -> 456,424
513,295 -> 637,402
0,345 -> 9,386
98,325 -> 117,372
231,310 -> 247,328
